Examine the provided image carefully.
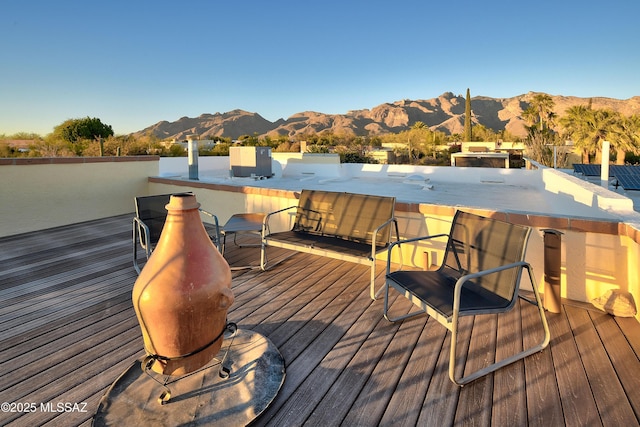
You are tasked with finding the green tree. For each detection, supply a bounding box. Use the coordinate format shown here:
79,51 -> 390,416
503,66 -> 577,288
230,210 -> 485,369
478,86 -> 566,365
559,105 -> 592,163
522,95 -> 559,166
560,106 -> 622,164
470,124 -> 500,142
306,144 -> 330,154
52,117 -> 114,156
523,94 -> 556,132
464,88 -> 472,142
53,117 -> 114,143
612,114 -> 640,164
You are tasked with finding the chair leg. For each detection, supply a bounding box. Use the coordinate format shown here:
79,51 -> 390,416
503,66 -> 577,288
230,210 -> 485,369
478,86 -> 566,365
383,280 -> 426,322
449,265 -> 551,386
133,220 -> 141,275
370,262 -> 380,300
221,233 -> 227,256
260,241 -> 268,271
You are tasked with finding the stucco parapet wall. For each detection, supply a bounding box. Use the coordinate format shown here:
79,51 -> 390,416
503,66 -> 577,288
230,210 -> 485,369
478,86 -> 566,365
149,176 -> 638,243
0,156 -> 159,166
150,176 -> 294,199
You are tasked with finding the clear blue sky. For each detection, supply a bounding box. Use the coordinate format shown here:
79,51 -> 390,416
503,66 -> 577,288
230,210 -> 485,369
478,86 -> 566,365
2,0 -> 639,136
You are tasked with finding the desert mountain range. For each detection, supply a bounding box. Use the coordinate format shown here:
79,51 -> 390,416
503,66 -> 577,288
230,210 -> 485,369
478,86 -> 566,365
133,92 -> 640,141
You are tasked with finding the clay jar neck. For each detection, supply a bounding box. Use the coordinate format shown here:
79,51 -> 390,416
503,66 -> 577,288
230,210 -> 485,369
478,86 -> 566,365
166,192 -> 200,214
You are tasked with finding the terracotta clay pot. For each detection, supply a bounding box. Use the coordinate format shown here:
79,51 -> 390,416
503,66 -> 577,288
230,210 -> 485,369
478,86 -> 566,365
132,193 -> 234,376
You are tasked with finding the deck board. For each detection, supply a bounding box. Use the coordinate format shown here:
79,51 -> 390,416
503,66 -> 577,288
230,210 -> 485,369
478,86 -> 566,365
378,314 -> 443,427
492,301 -> 527,426
548,309 -> 601,426
1,214 -> 640,426
565,305 -> 637,426
593,313 -> 640,420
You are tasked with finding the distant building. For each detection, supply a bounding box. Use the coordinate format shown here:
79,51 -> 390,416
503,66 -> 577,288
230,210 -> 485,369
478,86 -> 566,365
165,138 -> 219,150
369,147 -> 394,164
451,141 -> 525,168
4,139 -> 33,153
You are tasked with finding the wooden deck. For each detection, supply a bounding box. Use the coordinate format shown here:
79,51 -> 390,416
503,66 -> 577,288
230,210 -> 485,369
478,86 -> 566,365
1,214 -> 640,426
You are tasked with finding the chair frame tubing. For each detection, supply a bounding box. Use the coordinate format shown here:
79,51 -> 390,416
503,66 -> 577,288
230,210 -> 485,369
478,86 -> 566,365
448,262 -> 550,386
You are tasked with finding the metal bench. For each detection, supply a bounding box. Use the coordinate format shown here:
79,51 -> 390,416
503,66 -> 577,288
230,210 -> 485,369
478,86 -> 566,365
261,189 -> 399,299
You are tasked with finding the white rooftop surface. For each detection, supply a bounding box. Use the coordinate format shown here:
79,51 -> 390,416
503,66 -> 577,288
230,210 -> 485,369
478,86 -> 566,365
158,156 -> 640,225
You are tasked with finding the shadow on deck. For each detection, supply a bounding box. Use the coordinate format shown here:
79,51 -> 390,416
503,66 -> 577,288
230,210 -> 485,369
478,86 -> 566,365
1,214 -> 640,426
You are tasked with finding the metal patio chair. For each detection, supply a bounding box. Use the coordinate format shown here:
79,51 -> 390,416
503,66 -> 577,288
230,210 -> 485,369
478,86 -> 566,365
383,210 -> 550,386
133,193 -> 221,274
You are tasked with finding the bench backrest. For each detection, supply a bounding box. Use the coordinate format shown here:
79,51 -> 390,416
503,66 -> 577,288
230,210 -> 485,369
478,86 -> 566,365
292,190 -> 395,246
442,211 -> 531,302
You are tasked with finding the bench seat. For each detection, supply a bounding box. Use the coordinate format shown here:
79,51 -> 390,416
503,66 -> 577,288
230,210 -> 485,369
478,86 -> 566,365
261,189 -> 398,299
266,230 -> 386,261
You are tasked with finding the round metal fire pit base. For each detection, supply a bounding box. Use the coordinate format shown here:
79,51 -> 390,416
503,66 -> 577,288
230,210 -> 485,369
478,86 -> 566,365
93,329 -> 285,426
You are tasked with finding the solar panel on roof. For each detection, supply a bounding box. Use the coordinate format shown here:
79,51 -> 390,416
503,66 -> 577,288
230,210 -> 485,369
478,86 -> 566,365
572,164 -> 640,177
573,164 -> 602,176
612,165 -> 640,175
615,174 -> 640,190
573,164 -> 586,174
573,164 -> 589,174
611,165 -> 640,190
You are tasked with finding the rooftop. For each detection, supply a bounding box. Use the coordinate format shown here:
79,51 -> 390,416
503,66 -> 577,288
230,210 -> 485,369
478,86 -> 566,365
1,214 -> 640,426
160,155 -> 640,222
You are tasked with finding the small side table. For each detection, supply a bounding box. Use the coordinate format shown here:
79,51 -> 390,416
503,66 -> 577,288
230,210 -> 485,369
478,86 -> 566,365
221,213 -> 265,258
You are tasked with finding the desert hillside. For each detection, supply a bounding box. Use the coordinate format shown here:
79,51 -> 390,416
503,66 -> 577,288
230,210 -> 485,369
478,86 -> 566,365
133,92 -> 640,140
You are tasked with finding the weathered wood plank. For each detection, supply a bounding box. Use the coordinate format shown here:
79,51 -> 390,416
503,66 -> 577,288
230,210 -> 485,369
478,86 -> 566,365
616,316 -> 640,358
0,272 -> 134,339
1,312 -> 138,392
548,308 -> 602,427
298,294 -> 410,426
261,266 -> 371,361
0,257 -> 132,320
416,329 -> 463,426
0,330 -> 142,426
522,303 -> 563,426
255,275 -> 374,426
379,315 -> 446,427
228,255 -> 334,323
565,304 -> 637,426
339,300 -> 427,427
591,311 -> 640,421
454,315 -> 496,425
491,300 -> 527,426
0,292 -> 132,360
247,259 -> 364,338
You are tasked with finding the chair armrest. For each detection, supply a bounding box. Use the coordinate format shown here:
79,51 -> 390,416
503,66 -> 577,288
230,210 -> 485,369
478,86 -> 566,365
452,261 -> 530,316
262,205 -> 298,237
199,209 -> 222,252
133,217 -> 152,254
369,217 -> 399,259
385,233 -> 450,273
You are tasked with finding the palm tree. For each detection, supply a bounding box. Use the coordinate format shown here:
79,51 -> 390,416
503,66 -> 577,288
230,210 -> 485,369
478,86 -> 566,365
523,93 -> 557,131
586,109 -> 621,164
561,106 -> 622,164
523,94 -> 558,166
560,105 -> 594,163
613,114 -> 640,164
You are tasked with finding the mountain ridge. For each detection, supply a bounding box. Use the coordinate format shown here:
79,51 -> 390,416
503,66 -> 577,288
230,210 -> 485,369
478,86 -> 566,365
133,92 -> 640,140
